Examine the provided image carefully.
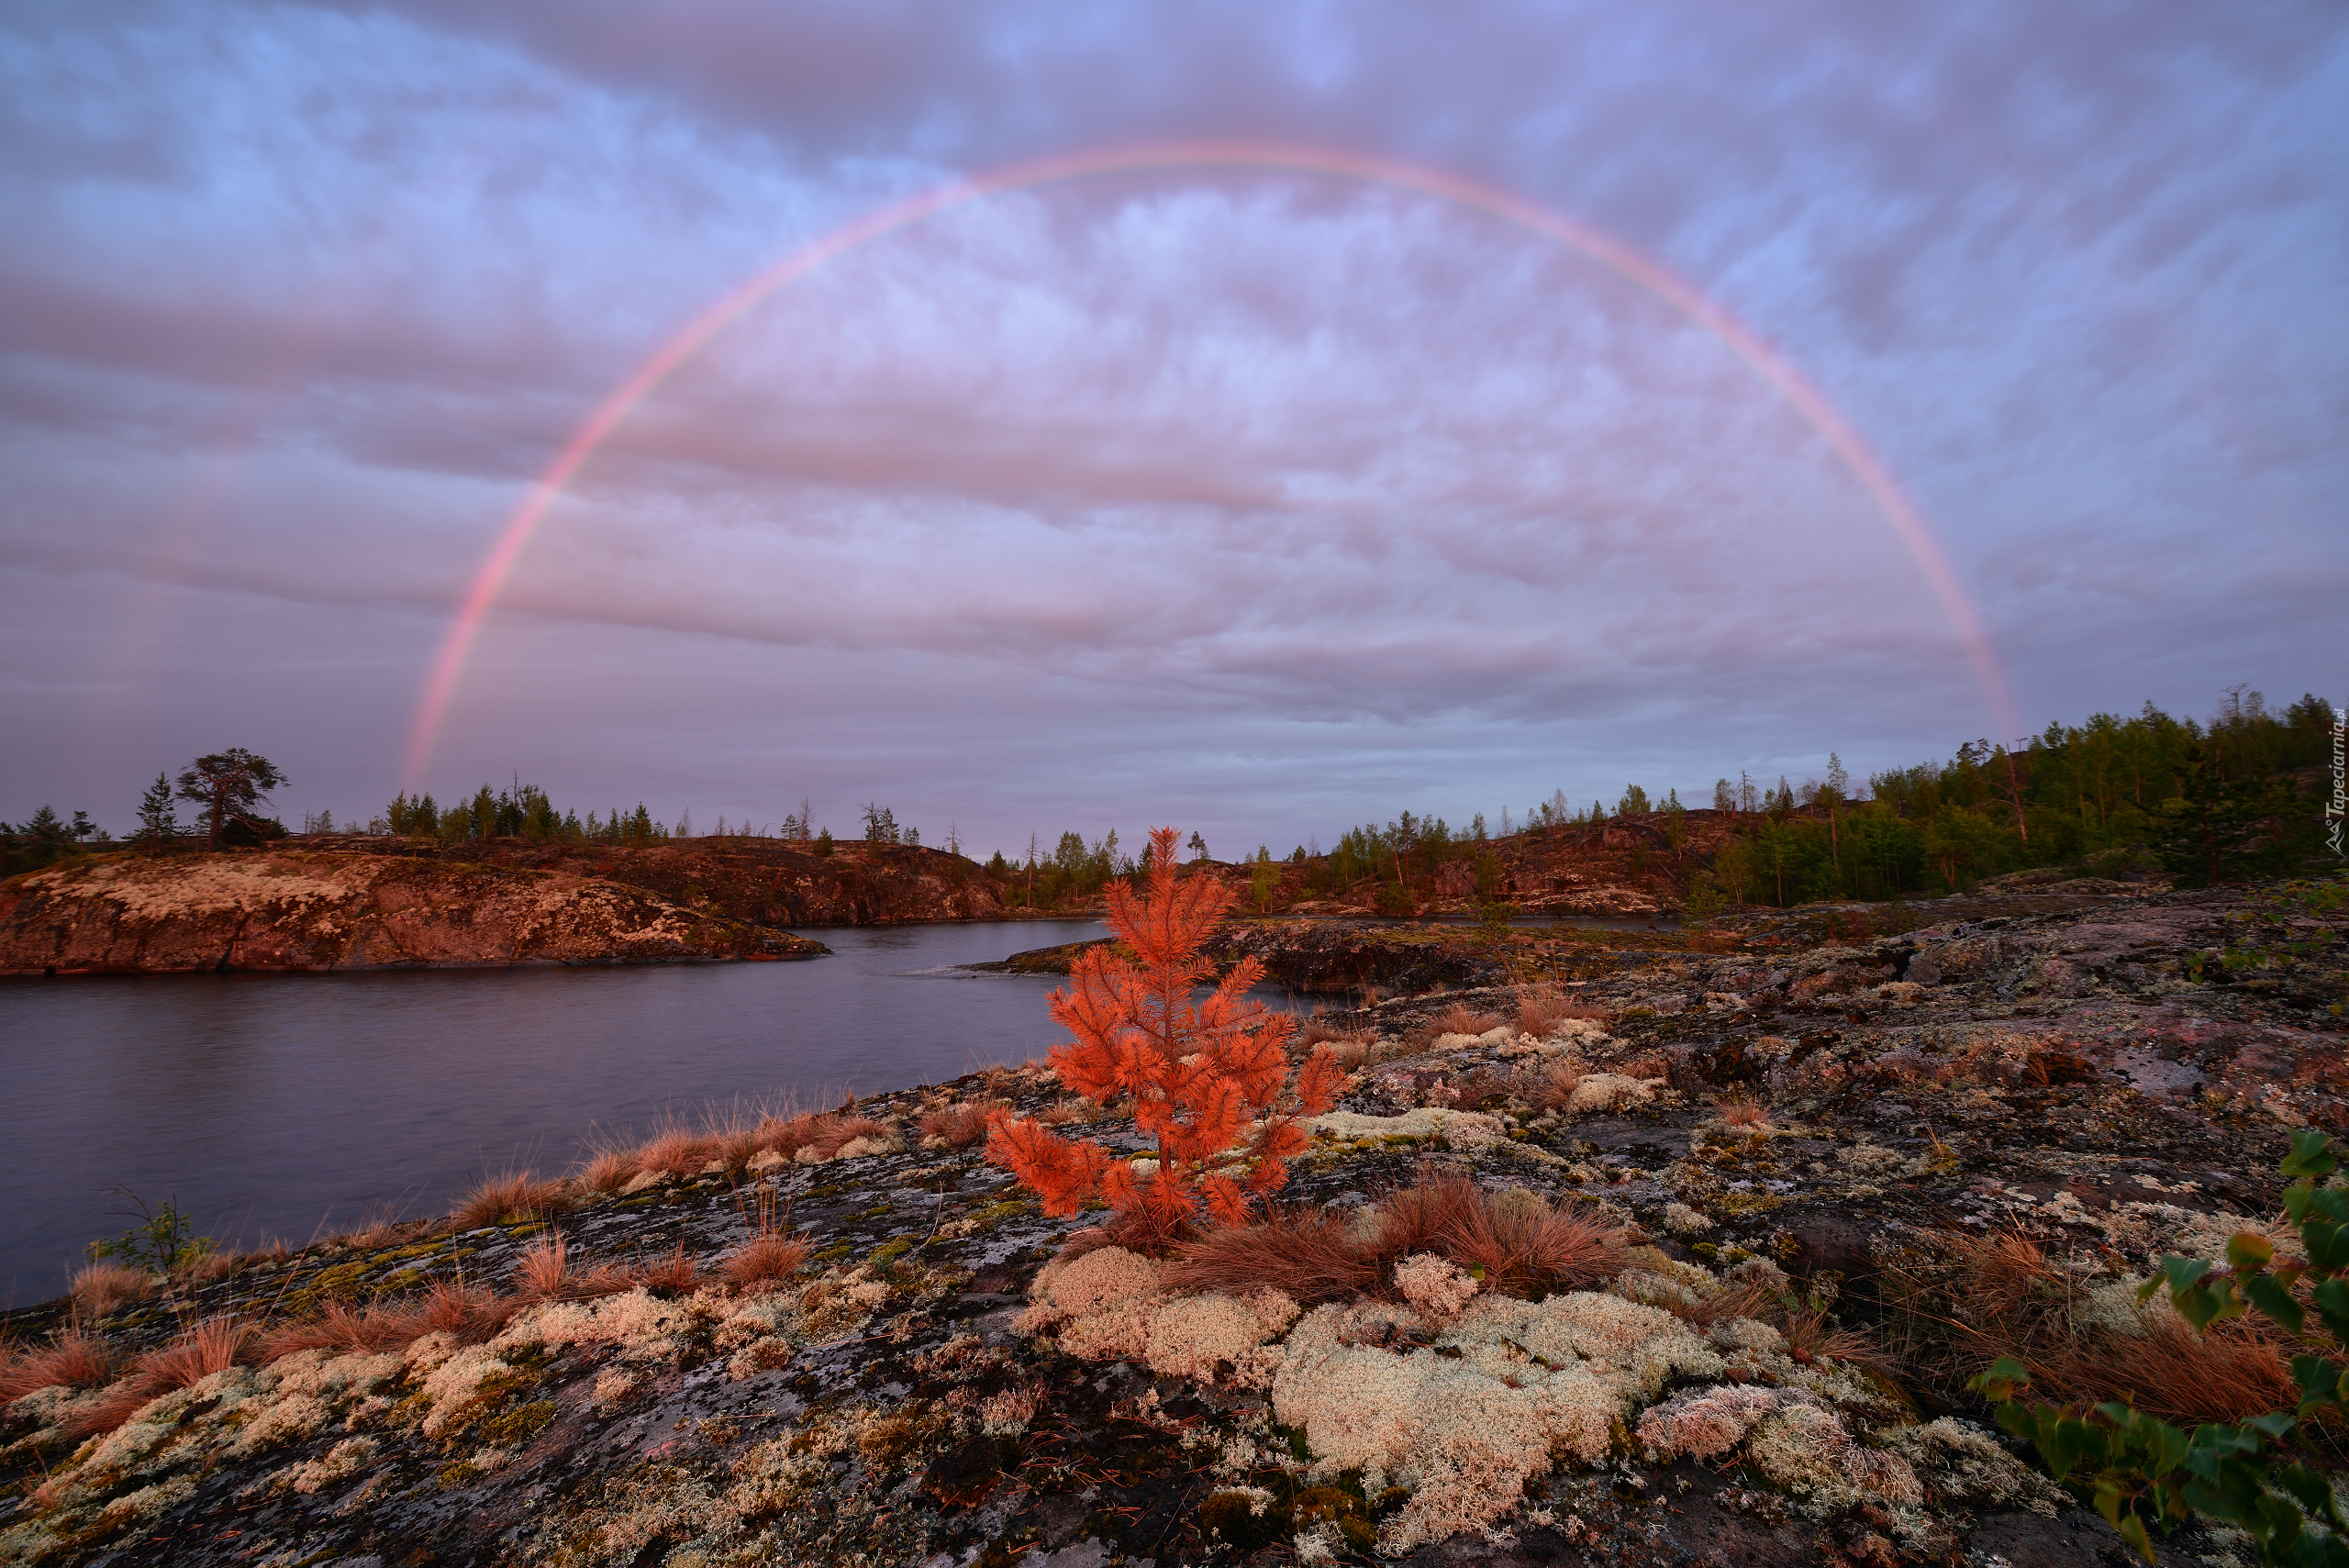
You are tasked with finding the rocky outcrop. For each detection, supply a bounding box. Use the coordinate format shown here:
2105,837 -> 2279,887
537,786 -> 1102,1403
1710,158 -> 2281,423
305,834 -> 1014,927
969,920 -> 1510,994
6,880 -> 2344,1564
0,851 -> 827,974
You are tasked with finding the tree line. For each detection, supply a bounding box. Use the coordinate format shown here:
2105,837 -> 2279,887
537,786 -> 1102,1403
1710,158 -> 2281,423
1688,688 -> 2337,906
5,687 -> 2335,900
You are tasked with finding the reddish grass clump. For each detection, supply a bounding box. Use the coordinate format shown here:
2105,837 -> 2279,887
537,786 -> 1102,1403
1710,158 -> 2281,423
1513,984 -> 1609,1038
722,1234 -> 813,1293
1532,1063 -> 1586,1113
68,1262 -> 152,1320
1713,1091 -> 1772,1129
712,1127 -> 762,1176
578,1148 -> 637,1194
0,1330 -> 120,1402
1300,1015 -> 1375,1049
754,1111 -> 892,1164
137,1317 -> 254,1394
262,1298 -> 426,1361
421,1278 -> 509,1341
634,1244 -> 702,1296
510,1233 -> 629,1303
1884,1228 -> 2301,1427
1165,1173 -> 1627,1307
1163,1207 -> 1381,1305
918,1102 -> 1000,1150
633,1127 -> 716,1181
1410,1004 -> 1508,1047
453,1169 -> 571,1230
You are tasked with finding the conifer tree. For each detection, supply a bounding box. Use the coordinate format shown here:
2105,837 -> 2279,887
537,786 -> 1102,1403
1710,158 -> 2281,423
985,827 -> 1343,1245
175,749 -> 285,849
137,773 -> 178,851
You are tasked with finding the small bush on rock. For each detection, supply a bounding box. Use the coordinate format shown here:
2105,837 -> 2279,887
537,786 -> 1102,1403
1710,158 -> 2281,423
985,827 -> 1343,1245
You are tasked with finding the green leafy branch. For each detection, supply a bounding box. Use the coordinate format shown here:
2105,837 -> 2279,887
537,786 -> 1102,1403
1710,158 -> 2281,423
86,1187 -> 216,1275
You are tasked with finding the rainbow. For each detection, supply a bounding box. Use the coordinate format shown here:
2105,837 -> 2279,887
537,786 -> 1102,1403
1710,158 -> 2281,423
405,140 -> 2015,782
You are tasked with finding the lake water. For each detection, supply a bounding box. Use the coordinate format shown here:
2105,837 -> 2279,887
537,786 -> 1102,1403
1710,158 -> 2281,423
0,920 -> 1183,1304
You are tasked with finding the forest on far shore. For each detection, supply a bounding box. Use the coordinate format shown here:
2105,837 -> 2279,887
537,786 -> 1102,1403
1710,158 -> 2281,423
4,686 -> 2338,905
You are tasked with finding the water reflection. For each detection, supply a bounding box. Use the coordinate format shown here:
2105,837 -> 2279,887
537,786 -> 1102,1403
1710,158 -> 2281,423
1,921 -> 1130,1302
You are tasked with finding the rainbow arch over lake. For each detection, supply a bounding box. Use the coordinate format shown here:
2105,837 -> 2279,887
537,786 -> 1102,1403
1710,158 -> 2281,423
405,140 -> 2015,783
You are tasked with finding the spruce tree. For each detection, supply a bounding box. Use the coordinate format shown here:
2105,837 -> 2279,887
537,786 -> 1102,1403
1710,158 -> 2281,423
137,773 -> 178,851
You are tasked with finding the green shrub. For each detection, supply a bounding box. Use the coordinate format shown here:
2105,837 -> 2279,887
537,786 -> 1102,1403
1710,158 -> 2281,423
86,1192 -> 214,1273
1974,1129 -> 2349,1564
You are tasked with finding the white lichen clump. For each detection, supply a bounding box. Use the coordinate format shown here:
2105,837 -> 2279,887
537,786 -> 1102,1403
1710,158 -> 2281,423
1306,1108 -> 1508,1145
1021,1247 -> 1299,1388
1271,1291 -> 1722,1552
1393,1253 -> 1479,1326
1661,1201 -> 1714,1235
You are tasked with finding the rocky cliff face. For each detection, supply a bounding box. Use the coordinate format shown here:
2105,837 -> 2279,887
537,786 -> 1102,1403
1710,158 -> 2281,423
305,835 -> 1014,927
0,851 -> 827,974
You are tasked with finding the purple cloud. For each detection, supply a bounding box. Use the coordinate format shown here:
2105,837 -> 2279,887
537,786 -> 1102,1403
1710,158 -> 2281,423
0,0 -> 2341,855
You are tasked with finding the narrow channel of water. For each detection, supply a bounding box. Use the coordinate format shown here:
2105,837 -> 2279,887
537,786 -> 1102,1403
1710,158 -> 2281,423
0,921 -> 1177,1303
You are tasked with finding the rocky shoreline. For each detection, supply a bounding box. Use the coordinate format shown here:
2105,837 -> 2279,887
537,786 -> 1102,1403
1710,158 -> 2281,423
0,851 -> 827,975
1,875 -> 2343,1565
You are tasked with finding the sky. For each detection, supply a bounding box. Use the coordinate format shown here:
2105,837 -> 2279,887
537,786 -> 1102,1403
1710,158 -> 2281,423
1,1 -> 2343,862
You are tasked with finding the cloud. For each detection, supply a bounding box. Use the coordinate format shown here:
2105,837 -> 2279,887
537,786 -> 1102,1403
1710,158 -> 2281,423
0,0 -> 2341,849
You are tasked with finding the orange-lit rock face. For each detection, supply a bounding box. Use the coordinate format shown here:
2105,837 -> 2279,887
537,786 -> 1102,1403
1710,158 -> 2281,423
0,850 -> 827,973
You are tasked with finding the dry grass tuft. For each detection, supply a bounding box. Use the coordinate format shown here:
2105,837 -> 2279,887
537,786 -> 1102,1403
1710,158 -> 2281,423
578,1148 -> 636,1194
722,1177 -> 810,1291
51,1318 -> 261,1439
1439,1181 -> 1629,1298
1665,1276 -> 1779,1330
333,1211 -> 415,1252
262,1299 -> 425,1362
1035,1097 -> 1099,1126
1166,1173 -> 1627,1307
1777,1297 -> 1896,1376
68,1262 -> 152,1319
0,1330 -> 120,1402
138,1316 -> 254,1393
1884,1227 -> 2299,1426
634,1126 -> 715,1180
1412,1003 -> 1508,1046
1532,1062 -> 1586,1113
722,1234 -> 812,1293
752,1110 -> 892,1163
421,1278 -> 508,1341
1163,1208 -> 1382,1304
1300,1015 -> 1375,1049
1713,1091 -> 1772,1129
510,1232 -> 629,1303
634,1244 -> 702,1296
453,1169 -> 571,1230
711,1127 -> 762,1177
514,1232 -> 572,1297
918,1102 -> 1000,1149
1514,984 -> 1609,1037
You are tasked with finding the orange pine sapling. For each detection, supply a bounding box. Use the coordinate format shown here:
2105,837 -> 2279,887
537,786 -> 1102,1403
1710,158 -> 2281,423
985,826 -> 1344,1246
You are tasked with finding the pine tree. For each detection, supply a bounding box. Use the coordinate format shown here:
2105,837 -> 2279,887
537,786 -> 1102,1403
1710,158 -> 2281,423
137,773 -> 179,851
175,749 -> 286,849
985,827 -> 1343,1246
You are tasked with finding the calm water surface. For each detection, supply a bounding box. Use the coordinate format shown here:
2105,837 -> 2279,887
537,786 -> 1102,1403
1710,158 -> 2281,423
0,920 -> 1166,1302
